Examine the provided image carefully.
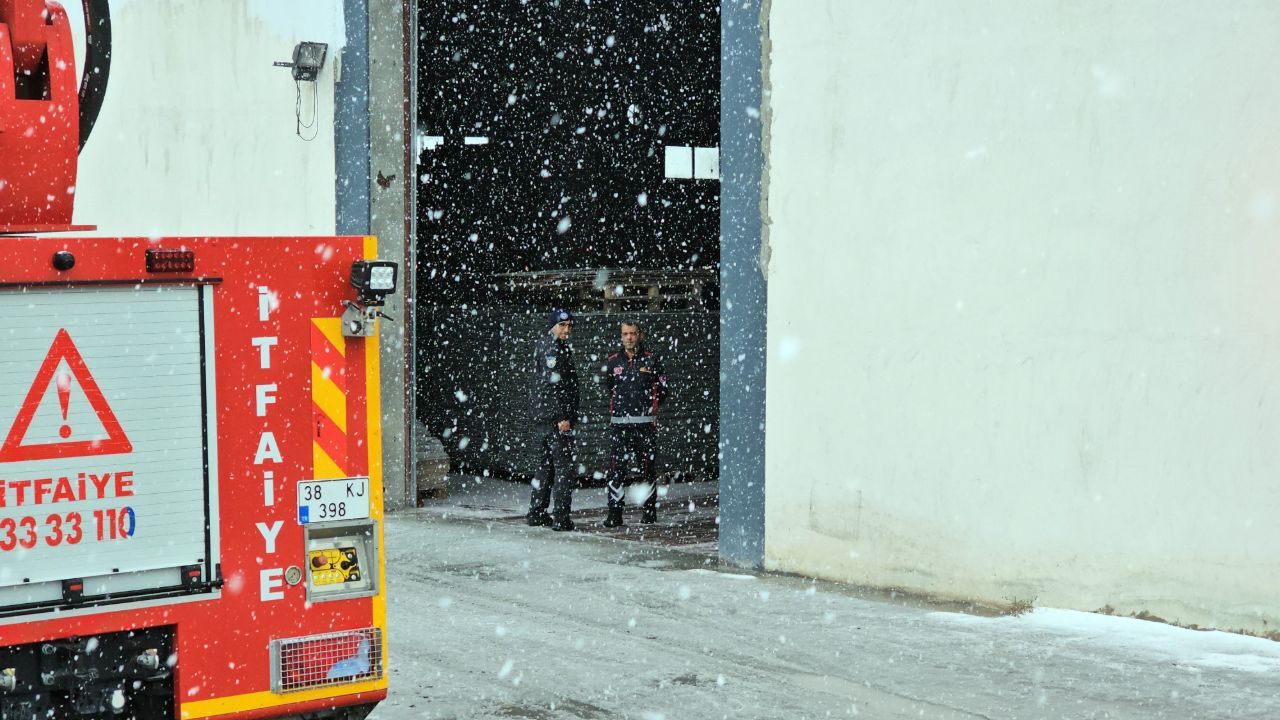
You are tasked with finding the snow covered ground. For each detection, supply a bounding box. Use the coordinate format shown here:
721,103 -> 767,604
370,481 -> 1280,719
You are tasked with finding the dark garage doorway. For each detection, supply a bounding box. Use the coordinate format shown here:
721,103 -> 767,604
413,1 -> 722,540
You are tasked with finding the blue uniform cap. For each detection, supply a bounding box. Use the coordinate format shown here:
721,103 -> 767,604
547,309 -> 574,330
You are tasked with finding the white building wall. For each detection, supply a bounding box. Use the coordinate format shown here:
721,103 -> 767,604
73,0 -> 345,235
764,0 -> 1280,633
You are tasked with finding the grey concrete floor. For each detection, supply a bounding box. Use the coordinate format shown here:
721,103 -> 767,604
369,479 -> 1280,720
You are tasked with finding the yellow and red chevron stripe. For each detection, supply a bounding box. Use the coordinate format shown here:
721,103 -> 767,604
311,318 -> 348,479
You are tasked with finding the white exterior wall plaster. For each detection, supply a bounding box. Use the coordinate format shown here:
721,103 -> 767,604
763,0 -> 1280,633
71,0 -> 343,235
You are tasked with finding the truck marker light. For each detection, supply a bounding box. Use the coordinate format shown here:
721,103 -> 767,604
144,248 -> 194,273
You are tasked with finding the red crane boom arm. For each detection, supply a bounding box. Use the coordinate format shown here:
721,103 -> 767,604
0,0 -> 83,233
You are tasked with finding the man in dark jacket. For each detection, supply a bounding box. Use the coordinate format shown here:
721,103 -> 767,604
602,320 -> 668,526
527,308 -> 581,531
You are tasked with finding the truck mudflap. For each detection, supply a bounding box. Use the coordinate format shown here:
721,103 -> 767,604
0,626 -> 174,719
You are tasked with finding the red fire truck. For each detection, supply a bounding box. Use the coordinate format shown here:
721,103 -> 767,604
0,2 -> 393,719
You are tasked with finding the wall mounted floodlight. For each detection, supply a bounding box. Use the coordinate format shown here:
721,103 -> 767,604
274,41 -> 328,141
273,41 -> 329,81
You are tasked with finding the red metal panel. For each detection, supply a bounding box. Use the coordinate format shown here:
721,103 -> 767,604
0,0 -> 47,73
0,2 -> 80,230
0,235 -> 380,718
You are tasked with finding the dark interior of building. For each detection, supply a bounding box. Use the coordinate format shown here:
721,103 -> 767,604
414,1 -> 721,495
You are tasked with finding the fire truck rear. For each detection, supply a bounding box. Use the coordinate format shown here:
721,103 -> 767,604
0,3 -> 393,719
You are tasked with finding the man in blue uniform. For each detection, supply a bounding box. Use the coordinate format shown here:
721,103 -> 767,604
527,309 -> 580,531
602,320 -> 668,526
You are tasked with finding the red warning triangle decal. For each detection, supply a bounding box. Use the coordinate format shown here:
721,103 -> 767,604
0,328 -> 133,462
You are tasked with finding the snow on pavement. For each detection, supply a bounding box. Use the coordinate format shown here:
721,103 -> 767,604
929,608 -> 1280,675
370,512 -> 1280,719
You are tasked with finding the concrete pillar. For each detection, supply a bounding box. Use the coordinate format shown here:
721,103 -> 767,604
336,0 -> 370,235
719,0 -> 768,568
366,0 -> 414,509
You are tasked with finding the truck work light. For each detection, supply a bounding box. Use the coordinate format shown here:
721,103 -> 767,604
349,260 -> 398,307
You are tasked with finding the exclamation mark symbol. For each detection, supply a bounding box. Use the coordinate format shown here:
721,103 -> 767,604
57,372 -> 72,439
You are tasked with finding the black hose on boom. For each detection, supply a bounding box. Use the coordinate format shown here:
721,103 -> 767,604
77,0 -> 111,152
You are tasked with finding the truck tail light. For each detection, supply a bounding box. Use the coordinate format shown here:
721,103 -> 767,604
270,628 -> 383,693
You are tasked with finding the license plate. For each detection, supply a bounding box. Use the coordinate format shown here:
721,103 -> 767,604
297,477 -> 370,524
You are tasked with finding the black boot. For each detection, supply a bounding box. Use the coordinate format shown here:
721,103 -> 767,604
641,485 -> 658,524
603,507 -> 624,528
526,510 -> 552,526
551,515 -> 576,532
